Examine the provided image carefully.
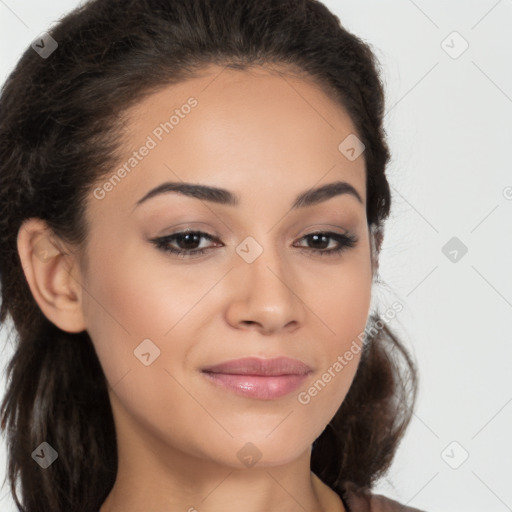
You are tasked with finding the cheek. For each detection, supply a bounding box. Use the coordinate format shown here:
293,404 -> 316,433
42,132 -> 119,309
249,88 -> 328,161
80,241 -> 181,383
296,280 -> 369,434
298,351 -> 362,443
83,233 -> 195,333
312,250 -> 373,346
305,254 -> 372,406
81,239 -> 232,399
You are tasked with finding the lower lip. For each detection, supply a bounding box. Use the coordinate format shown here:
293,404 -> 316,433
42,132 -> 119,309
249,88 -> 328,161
201,372 -> 310,400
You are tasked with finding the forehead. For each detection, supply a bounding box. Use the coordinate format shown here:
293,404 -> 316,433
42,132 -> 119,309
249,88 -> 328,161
88,64 -> 366,217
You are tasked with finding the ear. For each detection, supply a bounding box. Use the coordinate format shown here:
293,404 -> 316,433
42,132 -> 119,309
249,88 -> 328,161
17,218 -> 86,333
370,224 -> 383,280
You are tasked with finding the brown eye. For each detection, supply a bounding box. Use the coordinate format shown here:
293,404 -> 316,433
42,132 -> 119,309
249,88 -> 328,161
150,231 -> 220,257
295,232 -> 358,257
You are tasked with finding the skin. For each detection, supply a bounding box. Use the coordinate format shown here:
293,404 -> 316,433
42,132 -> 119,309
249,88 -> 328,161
17,64 -> 378,512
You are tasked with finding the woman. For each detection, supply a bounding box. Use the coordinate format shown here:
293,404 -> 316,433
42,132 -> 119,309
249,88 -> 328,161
0,0 -> 424,511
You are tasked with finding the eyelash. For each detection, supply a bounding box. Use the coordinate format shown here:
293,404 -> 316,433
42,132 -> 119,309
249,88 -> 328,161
150,230 -> 358,259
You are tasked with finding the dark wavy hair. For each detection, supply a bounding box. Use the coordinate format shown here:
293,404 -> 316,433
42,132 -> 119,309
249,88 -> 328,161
0,0 -> 418,510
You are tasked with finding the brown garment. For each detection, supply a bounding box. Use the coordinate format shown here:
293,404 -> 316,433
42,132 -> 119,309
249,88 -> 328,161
339,481 -> 427,512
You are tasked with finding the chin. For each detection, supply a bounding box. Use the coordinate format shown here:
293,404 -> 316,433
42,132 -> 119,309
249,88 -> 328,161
203,433 -> 314,470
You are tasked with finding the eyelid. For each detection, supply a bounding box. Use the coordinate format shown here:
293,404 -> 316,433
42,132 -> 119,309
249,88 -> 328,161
149,228 -> 358,260
155,224 -> 350,243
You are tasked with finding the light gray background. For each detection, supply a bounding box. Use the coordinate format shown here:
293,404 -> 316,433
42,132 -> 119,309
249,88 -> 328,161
1,1 -> 511,511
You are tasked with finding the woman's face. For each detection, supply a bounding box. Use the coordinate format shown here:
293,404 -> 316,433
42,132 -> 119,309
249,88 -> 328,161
80,64 -> 373,469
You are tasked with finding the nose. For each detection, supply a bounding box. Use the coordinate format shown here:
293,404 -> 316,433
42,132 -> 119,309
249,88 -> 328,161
224,243 -> 305,335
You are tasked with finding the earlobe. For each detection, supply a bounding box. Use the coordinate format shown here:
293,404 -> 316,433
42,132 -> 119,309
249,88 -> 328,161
16,218 -> 86,333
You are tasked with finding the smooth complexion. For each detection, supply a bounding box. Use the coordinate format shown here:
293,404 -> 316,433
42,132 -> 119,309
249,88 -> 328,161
17,64 -> 377,512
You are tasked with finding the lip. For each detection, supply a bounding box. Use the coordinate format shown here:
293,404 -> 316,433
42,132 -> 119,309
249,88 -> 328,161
201,357 -> 312,400
201,356 -> 312,376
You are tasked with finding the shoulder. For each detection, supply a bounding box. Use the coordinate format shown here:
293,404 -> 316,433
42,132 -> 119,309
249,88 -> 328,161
339,481 -> 427,512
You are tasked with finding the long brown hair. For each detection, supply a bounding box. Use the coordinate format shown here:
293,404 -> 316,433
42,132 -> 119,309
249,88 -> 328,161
0,1 -> 418,510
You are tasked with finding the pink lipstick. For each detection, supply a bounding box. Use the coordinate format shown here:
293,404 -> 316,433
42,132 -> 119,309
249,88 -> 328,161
201,357 -> 312,400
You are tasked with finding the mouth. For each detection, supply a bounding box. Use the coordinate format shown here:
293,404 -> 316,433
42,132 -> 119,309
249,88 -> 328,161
200,357 -> 313,400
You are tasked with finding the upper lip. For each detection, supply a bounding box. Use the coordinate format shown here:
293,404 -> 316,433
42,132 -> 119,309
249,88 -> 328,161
201,357 -> 312,376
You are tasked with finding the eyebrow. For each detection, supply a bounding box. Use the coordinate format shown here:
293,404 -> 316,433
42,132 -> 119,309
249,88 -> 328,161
133,180 -> 363,211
